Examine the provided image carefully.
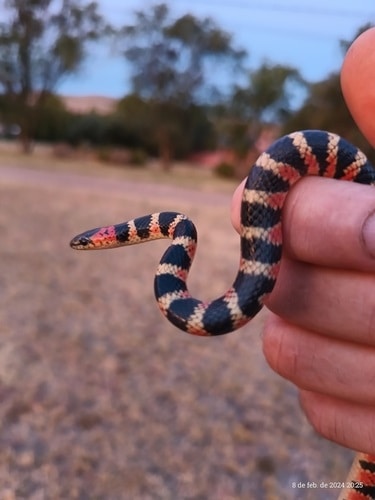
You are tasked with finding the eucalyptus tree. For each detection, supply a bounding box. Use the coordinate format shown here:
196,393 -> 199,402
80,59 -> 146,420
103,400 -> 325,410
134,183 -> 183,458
217,62 -> 306,165
119,3 -> 245,169
282,22 -> 375,163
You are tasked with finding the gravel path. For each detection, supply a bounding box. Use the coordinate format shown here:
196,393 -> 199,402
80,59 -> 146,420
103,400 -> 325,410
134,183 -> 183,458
0,165 -> 353,499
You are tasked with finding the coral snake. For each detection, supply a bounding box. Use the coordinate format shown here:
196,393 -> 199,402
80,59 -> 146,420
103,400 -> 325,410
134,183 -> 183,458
70,130 -> 375,499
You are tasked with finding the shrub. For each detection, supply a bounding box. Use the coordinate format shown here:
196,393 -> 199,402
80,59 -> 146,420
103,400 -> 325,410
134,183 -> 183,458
214,161 -> 236,179
129,148 -> 147,167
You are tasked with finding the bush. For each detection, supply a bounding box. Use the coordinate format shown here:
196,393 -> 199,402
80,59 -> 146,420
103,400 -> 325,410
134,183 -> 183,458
129,148 -> 147,167
214,161 -> 236,179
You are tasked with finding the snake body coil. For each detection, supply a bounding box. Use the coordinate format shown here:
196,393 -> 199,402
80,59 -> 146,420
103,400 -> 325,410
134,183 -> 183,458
70,130 -> 375,336
70,130 -> 375,499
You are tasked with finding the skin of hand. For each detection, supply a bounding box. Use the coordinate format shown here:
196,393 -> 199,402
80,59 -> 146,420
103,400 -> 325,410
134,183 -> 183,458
230,27 -> 375,454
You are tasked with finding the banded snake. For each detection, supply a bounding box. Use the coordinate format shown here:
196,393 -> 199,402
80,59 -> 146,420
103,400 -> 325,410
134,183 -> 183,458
70,130 -> 375,499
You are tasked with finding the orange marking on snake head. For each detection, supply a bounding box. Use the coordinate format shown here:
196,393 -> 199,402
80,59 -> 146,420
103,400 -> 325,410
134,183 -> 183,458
90,225 -> 117,247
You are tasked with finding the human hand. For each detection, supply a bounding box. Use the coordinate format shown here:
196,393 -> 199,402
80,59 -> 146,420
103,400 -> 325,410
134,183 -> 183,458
230,27 -> 375,454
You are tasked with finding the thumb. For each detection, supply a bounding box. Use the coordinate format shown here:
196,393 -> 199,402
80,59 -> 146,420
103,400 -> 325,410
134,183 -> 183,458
232,176 -> 375,272
341,27 -> 375,147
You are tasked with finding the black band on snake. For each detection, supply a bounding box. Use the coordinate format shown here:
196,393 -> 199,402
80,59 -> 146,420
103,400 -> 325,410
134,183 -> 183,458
70,129 -> 375,499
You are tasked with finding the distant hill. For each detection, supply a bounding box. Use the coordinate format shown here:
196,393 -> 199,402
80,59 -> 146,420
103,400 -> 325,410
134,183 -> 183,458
60,95 -> 118,115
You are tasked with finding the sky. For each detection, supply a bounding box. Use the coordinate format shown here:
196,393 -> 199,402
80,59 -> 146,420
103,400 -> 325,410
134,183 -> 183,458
58,0 -> 375,98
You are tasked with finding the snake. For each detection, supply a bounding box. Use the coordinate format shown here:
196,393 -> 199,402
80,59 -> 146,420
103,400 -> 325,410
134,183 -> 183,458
70,130 -> 375,499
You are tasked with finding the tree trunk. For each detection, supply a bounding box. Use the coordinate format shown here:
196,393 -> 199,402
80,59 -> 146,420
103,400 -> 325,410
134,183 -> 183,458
19,126 -> 34,154
18,97 -> 41,154
157,128 -> 172,171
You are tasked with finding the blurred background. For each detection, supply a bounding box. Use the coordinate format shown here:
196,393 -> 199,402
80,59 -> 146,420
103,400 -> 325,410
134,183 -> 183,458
0,1 -> 373,498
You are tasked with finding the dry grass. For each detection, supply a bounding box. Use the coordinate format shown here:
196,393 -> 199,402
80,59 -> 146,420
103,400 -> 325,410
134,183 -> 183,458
0,158 -> 353,499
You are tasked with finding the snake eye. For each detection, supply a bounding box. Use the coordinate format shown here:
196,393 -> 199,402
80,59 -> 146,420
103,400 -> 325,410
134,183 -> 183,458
70,235 -> 91,249
79,237 -> 90,246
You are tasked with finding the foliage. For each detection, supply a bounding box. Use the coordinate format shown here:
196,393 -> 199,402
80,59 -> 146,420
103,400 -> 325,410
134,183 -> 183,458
118,2 -> 245,168
282,23 -> 375,164
0,0 -> 108,151
28,92 -> 215,161
282,72 -> 375,163
33,93 -> 70,142
116,94 -> 155,151
211,62 -> 305,165
339,23 -> 373,54
120,3 -> 244,105
63,112 -> 108,146
231,63 -> 306,124
116,94 -> 217,159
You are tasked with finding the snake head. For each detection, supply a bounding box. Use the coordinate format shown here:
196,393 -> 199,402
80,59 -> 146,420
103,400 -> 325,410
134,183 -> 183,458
70,233 -> 94,250
70,224 -> 118,250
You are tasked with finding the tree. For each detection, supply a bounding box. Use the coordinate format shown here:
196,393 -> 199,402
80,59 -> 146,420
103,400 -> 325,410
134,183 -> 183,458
116,94 -> 216,159
282,73 -> 375,163
339,22 -> 373,53
215,62 -> 305,168
231,62 -> 306,129
282,23 -> 375,163
119,3 -> 245,169
32,92 -> 70,142
0,0 -> 107,152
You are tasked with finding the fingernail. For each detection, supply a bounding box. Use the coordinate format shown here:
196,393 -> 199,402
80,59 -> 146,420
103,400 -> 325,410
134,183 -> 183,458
362,211 -> 375,258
